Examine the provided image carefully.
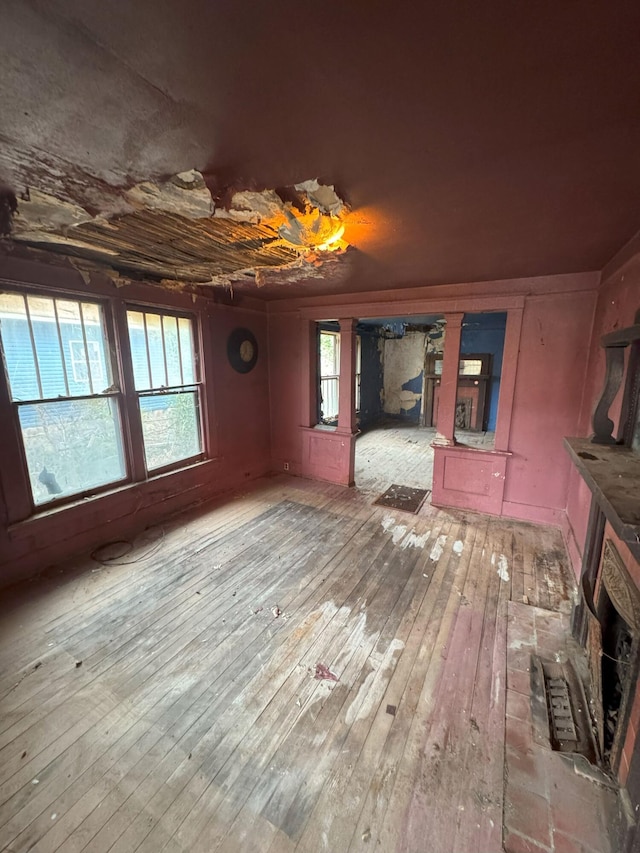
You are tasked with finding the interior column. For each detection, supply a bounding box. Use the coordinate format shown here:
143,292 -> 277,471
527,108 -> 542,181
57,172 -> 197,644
337,318 -> 357,434
434,312 -> 464,445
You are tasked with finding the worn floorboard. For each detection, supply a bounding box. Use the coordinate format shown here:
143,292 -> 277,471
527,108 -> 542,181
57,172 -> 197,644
0,473 -> 612,853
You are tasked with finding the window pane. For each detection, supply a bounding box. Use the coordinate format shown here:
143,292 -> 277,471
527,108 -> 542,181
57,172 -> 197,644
434,358 -> 484,376
18,398 -> 126,505
26,296 -> 68,398
127,311 -> 151,390
163,315 -> 183,386
178,318 -> 196,384
80,302 -> 112,392
145,313 -> 166,389
139,391 -> 201,471
320,332 -> 338,376
0,292 -> 40,400
57,300 -> 91,396
459,359 -> 483,376
321,377 -> 339,420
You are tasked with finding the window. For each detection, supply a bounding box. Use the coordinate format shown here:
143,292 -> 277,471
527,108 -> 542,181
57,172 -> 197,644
126,308 -> 202,472
0,291 -> 125,505
69,339 -> 104,385
433,357 -> 485,376
0,288 -> 207,512
319,330 -> 340,422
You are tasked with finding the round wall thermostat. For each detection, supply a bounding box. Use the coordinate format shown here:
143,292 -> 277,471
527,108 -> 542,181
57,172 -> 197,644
227,328 -> 258,373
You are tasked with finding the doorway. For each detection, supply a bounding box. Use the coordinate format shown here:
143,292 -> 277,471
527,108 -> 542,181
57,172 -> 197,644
352,312 -> 507,500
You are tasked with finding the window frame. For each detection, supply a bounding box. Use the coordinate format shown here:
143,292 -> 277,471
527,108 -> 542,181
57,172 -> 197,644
318,329 -> 340,423
125,303 -> 205,477
355,334 -> 362,413
0,289 -> 129,511
0,282 -> 210,517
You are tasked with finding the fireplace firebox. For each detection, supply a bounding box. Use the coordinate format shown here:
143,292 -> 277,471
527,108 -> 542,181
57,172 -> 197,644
565,307 -> 640,852
586,540 -> 640,771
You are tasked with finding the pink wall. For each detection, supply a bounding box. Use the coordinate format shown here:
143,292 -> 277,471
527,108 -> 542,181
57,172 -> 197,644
564,236 -> 640,576
268,273 -> 599,523
268,313 -> 354,484
0,252 -> 617,587
501,289 -> 597,522
268,313 -> 305,476
0,255 -> 271,586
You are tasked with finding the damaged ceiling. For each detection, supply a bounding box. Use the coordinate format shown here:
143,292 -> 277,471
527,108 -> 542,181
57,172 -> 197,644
1,1 -> 640,298
7,171 -> 350,288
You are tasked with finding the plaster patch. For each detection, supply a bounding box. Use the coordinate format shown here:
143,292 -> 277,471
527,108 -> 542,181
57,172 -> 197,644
401,530 -> 430,550
453,540 -> 464,555
496,554 -> 509,582
391,525 -> 408,545
381,515 -> 396,532
429,535 -> 447,561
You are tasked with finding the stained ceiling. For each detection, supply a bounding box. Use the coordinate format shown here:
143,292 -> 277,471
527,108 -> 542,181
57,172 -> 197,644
1,1 -> 640,299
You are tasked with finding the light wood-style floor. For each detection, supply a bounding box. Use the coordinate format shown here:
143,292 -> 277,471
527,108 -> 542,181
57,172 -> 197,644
354,423 -> 495,497
0,475 -> 579,853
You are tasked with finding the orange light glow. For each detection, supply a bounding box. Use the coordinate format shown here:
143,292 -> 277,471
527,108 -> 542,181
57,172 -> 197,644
316,222 -> 346,252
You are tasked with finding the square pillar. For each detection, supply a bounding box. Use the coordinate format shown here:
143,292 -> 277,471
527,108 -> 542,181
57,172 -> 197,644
300,318 -> 318,428
337,318 -> 358,435
433,312 -> 464,445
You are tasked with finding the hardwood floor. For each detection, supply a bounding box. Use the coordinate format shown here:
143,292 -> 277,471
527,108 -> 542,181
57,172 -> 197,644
0,475 -> 596,852
354,423 -> 495,497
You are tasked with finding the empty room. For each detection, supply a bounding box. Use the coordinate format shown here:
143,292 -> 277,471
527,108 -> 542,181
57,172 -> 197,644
1,3 -> 640,852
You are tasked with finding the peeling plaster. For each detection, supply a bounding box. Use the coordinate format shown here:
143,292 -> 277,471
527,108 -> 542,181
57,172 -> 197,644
383,332 -> 426,417
219,181 -> 348,252
426,318 -> 447,354
11,188 -> 94,234
5,172 -> 350,290
124,169 -> 213,219
293,179 -> 346,217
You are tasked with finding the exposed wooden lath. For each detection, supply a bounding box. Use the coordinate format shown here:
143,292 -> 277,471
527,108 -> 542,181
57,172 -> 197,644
13,210 -> 300,285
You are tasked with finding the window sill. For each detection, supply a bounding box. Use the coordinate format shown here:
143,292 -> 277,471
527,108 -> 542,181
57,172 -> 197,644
8,456 -> 217,535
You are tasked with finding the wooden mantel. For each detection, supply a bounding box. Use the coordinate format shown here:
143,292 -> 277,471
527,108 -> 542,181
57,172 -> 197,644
564,437 -> 640,560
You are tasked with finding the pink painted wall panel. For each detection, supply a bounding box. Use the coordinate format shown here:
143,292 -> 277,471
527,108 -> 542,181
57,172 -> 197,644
302,428 -> 354,484
502,290 -> 596,515
208,308 -> 271,473
268,313 -> 305,474
432,446 -> 507,515
443,454 -> 492,495
564,248 -> 640,574
579,263 -> 640,438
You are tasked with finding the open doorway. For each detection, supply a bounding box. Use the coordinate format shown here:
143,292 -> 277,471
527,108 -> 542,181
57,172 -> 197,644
352,312 -> 507,502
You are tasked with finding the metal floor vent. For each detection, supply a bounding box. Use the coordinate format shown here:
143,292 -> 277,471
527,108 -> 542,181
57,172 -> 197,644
530,656 -> 598,765
547,675 -> 578,746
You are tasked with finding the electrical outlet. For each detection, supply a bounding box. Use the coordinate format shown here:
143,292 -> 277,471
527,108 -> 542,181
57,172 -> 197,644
283,462 -> 289,471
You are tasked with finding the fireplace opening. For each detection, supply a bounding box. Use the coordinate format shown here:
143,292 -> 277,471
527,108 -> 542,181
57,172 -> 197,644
587,539 -> 640,774
600,590 -> 635,764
